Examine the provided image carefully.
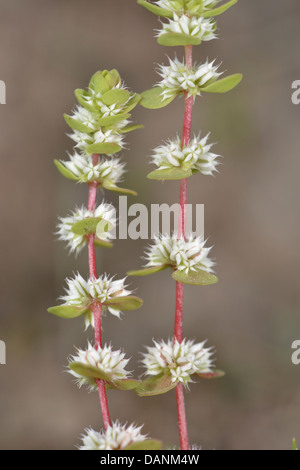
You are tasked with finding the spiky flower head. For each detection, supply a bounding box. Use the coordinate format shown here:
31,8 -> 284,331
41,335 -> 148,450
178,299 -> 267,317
151,134 -> 219,175
158,57 -> 221,100
79,421 -> 147,450
57,203 -> 116,255
70,106 -> 99,132
145,234 -> 214,275
157,13 -> 216,43
155,0 -> 220,15
142,338 -> 214,385
64,69 -> 140,155
57,152 -> 126,185
69,127 -> 125,153
59,273 -> 132,327
68,343 -> 130,390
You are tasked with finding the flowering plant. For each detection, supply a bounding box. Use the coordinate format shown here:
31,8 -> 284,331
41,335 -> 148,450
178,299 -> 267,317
48,69 -> 161,450
48,0 -> 241,450
128,0 -> 242,449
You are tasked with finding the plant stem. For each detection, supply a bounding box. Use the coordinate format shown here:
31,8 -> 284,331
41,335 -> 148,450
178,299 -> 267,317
87,154 -> 111,431
176,383 -> 190,450
174,44 -> 194,451
174,283 -> 184,343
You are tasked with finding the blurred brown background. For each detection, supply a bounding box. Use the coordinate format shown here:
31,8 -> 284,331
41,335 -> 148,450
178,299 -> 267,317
0,0 -> 300,450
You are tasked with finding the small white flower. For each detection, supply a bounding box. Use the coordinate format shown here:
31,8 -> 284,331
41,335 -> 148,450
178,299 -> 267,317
59,273 -> 132,328
158,57 -> 221,99
151,134 -> 219,175
79,421 -> 147,450
157,13 -> 217,43
145,234 -> 214,275
57,203 -> 116,255
88,275 -> 131,308
142,338 -> 214,385
70,106 -> 99,131
95,100 -> 125,118
93,128 -> 125,149
69,127 -> 125,153
58,152 -> 126,184
69,130 -> 93,151
68,343 -> 131,390
60,272 -> 91,307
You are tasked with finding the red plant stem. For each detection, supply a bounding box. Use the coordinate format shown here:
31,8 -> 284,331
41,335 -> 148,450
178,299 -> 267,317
87,154 -> 111,431
174,283 -> 184,344
88,181 -> 98,212
174,45 -> 194,451
92,302 -> 102,349
176,383 -> 190,450
96,378 -> 111,432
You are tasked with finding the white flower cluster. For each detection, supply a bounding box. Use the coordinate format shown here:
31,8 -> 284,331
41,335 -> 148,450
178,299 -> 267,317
58,152 -> 126,184
155,0 -> 220,15
157,13 -> 216,43
151,134 -> 219,175
145,234 -> 214,275
71,105 -> 99,131
142,338 -> 214,385
57,203 -> 116,255
68,343 -> 130,390
69,123 -> 126,153
79,421 -> 147,450
60,273 -> 131,326
158,57 -> 221,99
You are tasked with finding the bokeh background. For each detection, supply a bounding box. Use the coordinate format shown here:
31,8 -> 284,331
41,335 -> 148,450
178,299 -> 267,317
0,0 -> 300,450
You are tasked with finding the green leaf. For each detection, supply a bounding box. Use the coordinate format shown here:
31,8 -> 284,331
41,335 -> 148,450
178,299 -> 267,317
71,217 -> 103,236
47,305 -> 90,319
74,89 -> 94,112
135,374 -> 176,397
140,87 -> 176,109
86,142 -> 122,155
124,93 -> 141,112
64,114 -> 93,134
98,113 -> 130,127
158,32 -> 201,47
172,269 -> 218,285
102,89 -> 130,106
105,70 -> 118,87
102,183 -> 137,197
147,167 -> 192,181
119,124 -> 144,134
54,160 -> 78,181
124,440 -> 163,451
69,362 -> 110,382
105,69 -> 121,88
94,238 -> 113,248
196,370 -> 225,379
127,265 -> 168,276
202,0 -> 238,18
292,438 -> 298,451
104,296 -> 143,311
201,74 -> 243,93
89,71 -> 110,94
137,0 -> 173,18
106,379 -> 140,391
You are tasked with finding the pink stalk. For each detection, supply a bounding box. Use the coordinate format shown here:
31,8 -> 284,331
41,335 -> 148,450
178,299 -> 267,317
174,45 -> 194,451
87,154 -> 111,431
176,383 -> 190,450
